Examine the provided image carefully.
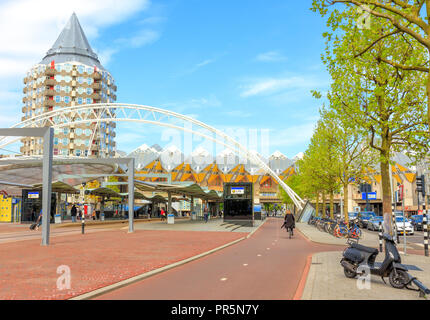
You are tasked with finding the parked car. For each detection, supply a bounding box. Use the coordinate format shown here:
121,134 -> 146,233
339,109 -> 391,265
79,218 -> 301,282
410,215 -> 424,231
367,216 -> 384,231
395,216 -> 414,235
348,212 -> 358,221
357,211 -> 376,228
394,211 -> 406,218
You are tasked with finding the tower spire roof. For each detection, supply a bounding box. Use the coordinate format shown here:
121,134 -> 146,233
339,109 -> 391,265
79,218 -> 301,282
39,13 -> 104,69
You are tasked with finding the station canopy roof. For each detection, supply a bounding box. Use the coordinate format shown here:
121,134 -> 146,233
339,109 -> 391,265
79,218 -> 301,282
134,180 -> 222,201
0,157 -> 117,196
89,187 -> 121,198
143,194 -> 168,203
119,191 -> 146,200
31,181 -> 80,194
88,188 -> 146,201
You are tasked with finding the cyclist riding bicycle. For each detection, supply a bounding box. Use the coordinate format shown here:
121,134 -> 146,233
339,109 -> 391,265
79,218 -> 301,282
281,211 -> 295,237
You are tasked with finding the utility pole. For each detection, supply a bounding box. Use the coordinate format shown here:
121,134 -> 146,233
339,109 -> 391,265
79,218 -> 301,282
340,187 -> 343,221
417,174 -> 428,256
400,184 -> 406,255
389,163 -> 398,242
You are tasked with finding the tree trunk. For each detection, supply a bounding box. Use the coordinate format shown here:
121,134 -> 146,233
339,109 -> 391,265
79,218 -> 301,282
329,191 -> 334,219
427,50 -> 430,129
343,183 -> 349,224
315,192 -> 319,217
380,152 -> 393,235
322,191 -> 326,218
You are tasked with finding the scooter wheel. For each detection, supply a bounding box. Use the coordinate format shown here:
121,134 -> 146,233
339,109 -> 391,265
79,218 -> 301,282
389,269 -> 409,289
344,267 -> 357,279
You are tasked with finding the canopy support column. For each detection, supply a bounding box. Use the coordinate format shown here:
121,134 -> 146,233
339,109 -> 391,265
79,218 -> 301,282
128,157 -> 135,233
41,128 -> 53,246
168,191 -> 172,215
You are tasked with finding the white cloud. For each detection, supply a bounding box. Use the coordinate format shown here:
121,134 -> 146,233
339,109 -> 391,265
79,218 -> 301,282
240,75 -> 329,98
195,59 -> 215,68
174,58 -> 216,77
0,0 -> 152,76
255,51 -> 287,62
0,0 -> 152,131
96,48 -> 119,66
269,123 -> 316,149
223,110 -> 252,118
0,0 -> 150,59
116,29 -> 160,48
162,95 -> 222,113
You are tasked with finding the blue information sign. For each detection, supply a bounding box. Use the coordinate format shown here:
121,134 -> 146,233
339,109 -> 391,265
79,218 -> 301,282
254,204 -> 261,213
362,192 -> 377,200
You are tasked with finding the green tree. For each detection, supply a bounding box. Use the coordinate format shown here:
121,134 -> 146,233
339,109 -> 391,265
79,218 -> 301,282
320,108 -> 376,223
298,117 -> 341,219
312,0 -> 430,128
278,174 -> 304,210
315,7 -> 428,232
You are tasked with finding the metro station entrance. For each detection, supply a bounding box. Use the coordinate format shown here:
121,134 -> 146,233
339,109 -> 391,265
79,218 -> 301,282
21,189 -> 56,223
223,182 -> 253,226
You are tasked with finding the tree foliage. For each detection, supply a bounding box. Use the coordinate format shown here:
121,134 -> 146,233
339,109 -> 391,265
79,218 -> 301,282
311,4 -> 428,232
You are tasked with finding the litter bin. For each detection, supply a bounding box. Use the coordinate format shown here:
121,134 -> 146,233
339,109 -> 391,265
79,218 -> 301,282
101,212 -> 105,221
167,213 -> 174,224
54,214 -> 62,224
191,211 -> 196,220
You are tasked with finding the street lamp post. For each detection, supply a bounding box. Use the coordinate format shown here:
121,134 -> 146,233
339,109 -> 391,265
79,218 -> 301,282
81,182 -> 86,234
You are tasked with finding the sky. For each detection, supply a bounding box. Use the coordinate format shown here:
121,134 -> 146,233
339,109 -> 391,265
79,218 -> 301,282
0,0 -> 331,159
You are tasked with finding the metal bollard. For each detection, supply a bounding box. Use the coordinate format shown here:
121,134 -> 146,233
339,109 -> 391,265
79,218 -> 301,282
423,209 -> 428,257
378,221 -> 383,252
392,208 -> 399,244
82,215 -> 85,234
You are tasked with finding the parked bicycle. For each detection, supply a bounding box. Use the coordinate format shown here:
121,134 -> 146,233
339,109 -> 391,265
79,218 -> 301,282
308,215 -> 361,241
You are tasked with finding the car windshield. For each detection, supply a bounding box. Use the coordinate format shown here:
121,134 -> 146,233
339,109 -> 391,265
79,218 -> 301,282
413,215 -> 423,221
395,217 -> 408,222
361,212 -> 375,218
371,217 -> 384,221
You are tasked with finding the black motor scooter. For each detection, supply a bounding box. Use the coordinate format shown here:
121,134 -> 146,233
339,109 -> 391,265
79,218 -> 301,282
340,233 -> 410,289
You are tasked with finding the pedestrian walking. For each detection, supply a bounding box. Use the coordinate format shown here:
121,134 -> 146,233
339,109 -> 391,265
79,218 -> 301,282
95,201 -> 101,220
35,209 -> 43,231
160,208 -> 166,221
31,205 -> 36,222
204,204 -> 209,223
92,209 -> 96,221
78,205 -> 82,220
71,204 -> 77,223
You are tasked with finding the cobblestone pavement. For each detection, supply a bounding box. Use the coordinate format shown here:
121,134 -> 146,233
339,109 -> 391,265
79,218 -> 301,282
0,228 -> 246,299
297,223 -> 430,300
302,251 -> 430,300
94,218 -> 339,300
133,217 -> 263,233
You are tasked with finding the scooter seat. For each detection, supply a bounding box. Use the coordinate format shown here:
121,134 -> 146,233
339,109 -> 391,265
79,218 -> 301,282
351,243 -> 378,255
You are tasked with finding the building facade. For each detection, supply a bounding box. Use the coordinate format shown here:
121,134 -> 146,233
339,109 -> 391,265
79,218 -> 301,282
21,13 -> 117,157
128,144 -> 298,204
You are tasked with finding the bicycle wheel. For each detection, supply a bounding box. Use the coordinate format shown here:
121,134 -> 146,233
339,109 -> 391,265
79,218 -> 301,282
333,225 -> 341,238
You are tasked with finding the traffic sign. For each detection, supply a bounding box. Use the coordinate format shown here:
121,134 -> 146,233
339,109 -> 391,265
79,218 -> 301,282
362,192 -> 376,200
399,185 -> 404,201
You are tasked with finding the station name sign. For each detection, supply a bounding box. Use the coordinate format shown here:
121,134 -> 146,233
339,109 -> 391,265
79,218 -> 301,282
231,187 -> 245,195
28,191 -> 39,199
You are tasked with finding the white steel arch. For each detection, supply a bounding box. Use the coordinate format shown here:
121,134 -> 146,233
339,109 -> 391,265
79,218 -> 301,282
0,103 -> 306,209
